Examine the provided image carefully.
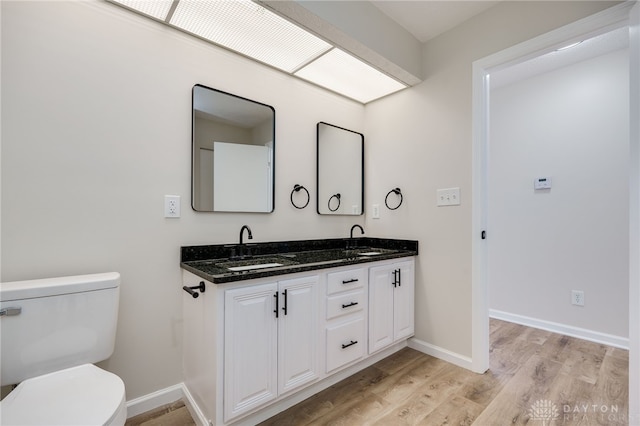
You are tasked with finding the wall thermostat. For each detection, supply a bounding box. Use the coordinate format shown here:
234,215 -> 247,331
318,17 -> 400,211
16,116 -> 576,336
534,177 -> 552,190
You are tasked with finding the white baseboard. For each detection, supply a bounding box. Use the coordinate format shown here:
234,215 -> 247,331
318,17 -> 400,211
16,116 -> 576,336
181,384 -> 208,426
490,309 -> 629,350
125,383 -> 185,419
408,337 -> 473,370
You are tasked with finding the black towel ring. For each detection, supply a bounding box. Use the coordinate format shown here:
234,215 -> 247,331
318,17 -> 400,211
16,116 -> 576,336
290,184 -> 310,209
328,193 -> 341,212
385,188 -> 403,210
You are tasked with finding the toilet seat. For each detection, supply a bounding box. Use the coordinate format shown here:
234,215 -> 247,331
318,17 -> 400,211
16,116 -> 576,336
1,364 -> 126,426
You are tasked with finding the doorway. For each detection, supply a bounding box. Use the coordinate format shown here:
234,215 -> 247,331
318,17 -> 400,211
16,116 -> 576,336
471,0 -> 638,418
488,28 -> 629,346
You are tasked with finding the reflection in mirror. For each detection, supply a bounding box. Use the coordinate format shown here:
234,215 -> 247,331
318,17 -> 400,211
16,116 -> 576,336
192,84 -> 275,213
317,122 -> 364,215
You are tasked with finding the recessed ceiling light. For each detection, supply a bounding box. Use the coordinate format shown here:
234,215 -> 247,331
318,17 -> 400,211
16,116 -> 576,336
294,48 -> 407,104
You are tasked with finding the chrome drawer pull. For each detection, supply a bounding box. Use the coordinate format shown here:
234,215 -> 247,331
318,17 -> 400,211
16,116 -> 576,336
341,340 -> 358,349
342,302 -> 358,309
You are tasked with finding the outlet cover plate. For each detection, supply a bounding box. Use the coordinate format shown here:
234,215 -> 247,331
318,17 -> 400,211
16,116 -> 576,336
372,204 -> 380,219
164,195 -> 181,218
571,290 -> 584,306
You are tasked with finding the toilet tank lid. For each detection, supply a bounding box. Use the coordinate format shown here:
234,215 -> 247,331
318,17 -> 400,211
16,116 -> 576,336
1,272 -> 120,302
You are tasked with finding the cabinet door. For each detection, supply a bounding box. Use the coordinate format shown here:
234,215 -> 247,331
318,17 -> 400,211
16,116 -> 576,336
393,261 -> 415,341
224,283 -> 278,422
368,265 -> 395,354
278,275 -> 319,395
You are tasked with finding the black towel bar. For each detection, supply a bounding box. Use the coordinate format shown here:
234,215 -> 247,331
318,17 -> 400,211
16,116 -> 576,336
183,281 -> 206,298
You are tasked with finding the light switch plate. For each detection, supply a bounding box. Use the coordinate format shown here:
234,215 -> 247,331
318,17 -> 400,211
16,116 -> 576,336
437,187 -> 461,206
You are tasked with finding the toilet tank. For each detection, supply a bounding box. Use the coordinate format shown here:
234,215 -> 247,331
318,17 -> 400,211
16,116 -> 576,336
0,272 -> 120,386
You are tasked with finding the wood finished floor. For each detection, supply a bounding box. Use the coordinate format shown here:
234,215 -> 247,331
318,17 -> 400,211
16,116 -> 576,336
125,400 -> 196,426
127,319 -> 629,425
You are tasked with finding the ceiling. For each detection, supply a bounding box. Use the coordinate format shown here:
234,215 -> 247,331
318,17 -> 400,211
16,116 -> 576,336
370,0 -> 628,87
371,0 -> 501,43
110,0 -> 628,100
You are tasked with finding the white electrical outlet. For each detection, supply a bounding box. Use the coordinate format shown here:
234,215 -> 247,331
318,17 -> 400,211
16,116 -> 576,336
164,195 -> 181,218
372,204 -> 380,219
571,290 -> 584,307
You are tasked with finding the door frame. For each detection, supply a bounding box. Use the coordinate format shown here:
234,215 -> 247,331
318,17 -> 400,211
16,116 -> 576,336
470,0 -> 637,414
628,1 -> 639,421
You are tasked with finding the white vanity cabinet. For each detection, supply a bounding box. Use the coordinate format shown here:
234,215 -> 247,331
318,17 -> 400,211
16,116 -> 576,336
182,256 -> 415,426
368,260 -> 415,354
224,275 -> 319,422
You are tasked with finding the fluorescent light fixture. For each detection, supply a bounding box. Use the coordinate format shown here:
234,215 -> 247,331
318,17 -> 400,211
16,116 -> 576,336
108,0 -> 407,103
169,0 -> 332,73
294,48 -> 407,104
113,0 -> 174,21
555,41 -> 583,51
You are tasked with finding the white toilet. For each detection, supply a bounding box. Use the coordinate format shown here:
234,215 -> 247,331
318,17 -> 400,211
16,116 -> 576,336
0,272 -> 127,425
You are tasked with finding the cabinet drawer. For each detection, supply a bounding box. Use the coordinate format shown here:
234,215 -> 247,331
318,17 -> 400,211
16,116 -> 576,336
326,318 -> 365,373
326,290 -> 365,320
326,268 -> 366,295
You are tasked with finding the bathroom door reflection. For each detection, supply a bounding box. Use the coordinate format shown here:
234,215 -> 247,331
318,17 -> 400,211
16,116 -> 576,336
192,84 -> 275,213
317,122 -> 364,215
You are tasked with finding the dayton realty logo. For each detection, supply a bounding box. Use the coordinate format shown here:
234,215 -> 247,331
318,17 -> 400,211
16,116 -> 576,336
529,400 -> 622,424
529,400 -> 560,425
562,403 -> 621,423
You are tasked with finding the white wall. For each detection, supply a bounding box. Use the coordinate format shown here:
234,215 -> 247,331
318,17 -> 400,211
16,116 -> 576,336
364,1 -> 616,359
488,49 -> 629,339
1,1 -> 364,400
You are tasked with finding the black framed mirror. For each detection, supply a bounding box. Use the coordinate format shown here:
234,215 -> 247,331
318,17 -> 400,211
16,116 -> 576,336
192,85 -> 275,213
316,122 -> 364,215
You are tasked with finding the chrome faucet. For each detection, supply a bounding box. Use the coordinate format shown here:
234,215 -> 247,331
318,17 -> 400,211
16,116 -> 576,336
239,225 -> 253,245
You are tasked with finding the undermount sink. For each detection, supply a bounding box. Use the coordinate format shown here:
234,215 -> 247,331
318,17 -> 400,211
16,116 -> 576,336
343,248 -> 397,257
215,256 -> 299,272
227,263 -> 283,272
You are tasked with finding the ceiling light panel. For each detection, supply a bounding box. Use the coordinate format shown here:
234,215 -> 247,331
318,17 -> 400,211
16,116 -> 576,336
112,0 -> 174,21
295,49 -> 407,104
169,0 -> 332,73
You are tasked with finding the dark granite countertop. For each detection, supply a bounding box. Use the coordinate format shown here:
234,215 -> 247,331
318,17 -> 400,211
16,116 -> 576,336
181,237 -> 418,284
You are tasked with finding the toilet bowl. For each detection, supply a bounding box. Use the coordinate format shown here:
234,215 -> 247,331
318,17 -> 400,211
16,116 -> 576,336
1,364 -> 126,426
0,273 -> 127,426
